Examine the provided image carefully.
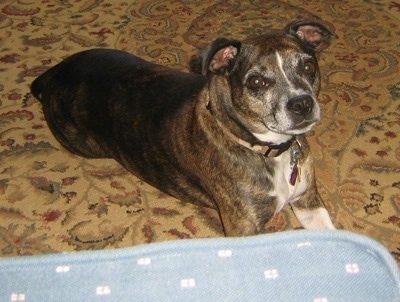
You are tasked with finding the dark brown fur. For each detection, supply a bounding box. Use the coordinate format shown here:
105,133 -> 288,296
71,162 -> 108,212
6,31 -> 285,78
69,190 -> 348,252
31,20 -> 336,236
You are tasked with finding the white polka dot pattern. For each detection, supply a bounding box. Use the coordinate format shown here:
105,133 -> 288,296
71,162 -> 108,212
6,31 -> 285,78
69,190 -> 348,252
96,286 -> 111,296
10,294 -> 25,302
0,230 -> 399,301
264,269 -> 279,279
181,278 -> 196,288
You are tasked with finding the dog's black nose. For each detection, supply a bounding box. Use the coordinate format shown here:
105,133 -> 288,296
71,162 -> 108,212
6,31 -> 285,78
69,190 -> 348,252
287,95 -> 314,117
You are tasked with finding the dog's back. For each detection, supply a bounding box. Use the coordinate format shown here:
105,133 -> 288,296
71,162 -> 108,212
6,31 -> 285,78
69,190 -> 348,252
32,49 -> 207,160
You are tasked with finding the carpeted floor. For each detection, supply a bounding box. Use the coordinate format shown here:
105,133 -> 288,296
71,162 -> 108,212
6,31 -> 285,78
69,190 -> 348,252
0,0 -> 399,265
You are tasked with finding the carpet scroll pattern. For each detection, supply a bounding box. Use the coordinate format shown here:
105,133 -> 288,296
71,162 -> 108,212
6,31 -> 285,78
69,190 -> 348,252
0,0 -> 399,265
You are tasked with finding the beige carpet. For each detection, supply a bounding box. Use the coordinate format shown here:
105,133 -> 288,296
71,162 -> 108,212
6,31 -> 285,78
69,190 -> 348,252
0,0 -> 399,265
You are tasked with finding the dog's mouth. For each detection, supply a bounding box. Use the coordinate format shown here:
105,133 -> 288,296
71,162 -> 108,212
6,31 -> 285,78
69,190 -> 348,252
271,98 -> 321,135
272,110 -> 319,130
288,117 -> 319,132
253,117 -> 318,145
245,94 -> 321,145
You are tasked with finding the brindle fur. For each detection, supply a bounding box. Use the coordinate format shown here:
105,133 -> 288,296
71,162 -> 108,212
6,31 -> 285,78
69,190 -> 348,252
31,20 -> 335,236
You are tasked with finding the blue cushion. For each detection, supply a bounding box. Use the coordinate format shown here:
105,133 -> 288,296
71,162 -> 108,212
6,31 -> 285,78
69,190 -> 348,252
1,230 -> 399,301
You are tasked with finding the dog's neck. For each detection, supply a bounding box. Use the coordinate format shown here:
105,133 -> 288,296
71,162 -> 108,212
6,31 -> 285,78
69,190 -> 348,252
204,94 -> 294,157
215,119 -> 294,157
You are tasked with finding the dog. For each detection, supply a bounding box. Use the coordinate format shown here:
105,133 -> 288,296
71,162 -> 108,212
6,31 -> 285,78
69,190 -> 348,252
31,19 -> 336,236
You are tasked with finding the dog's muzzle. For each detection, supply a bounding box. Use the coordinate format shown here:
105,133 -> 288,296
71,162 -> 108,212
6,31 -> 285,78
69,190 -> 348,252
286,95 -> 314,124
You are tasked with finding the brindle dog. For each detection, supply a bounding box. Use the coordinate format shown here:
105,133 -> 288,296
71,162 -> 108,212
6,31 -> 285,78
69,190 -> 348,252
31,20 -> 336,236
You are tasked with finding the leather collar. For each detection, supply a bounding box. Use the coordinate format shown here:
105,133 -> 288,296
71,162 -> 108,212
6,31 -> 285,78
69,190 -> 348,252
216,119 -> 294,157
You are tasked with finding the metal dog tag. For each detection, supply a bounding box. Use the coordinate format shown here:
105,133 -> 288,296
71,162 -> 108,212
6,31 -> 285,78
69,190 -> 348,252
289,139 -> 302,186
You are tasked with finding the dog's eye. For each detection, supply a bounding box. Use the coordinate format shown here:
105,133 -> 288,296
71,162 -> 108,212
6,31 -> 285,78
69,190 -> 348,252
247,75 -> 266,89
303,61 -> 316,75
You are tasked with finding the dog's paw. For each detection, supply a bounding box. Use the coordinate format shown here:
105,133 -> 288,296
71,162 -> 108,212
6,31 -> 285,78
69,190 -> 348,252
293,207 -> 336,230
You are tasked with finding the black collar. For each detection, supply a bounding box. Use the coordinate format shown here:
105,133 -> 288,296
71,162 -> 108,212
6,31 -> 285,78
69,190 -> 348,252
263,138 -> 295,157
216,119 -> 294,157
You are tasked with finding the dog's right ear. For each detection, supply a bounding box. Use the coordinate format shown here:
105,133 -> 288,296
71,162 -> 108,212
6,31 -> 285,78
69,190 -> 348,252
189,38 -> 241,76
285,20 -> 336,52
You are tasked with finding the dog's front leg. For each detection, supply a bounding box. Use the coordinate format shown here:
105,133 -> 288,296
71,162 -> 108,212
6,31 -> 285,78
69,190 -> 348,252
217,197 -> 278,237
291,188 -> 335,230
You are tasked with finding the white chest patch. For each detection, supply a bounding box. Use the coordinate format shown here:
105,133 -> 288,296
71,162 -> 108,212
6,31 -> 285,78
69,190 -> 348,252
271,151 -> 310,214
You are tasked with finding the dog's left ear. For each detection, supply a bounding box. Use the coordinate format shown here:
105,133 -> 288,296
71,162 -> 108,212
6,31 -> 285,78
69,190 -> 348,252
285,20 -> 336,52
189,38 -> 241,75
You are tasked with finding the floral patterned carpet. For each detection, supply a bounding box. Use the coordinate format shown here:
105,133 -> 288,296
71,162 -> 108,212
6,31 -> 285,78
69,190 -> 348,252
0,0 -> 399,265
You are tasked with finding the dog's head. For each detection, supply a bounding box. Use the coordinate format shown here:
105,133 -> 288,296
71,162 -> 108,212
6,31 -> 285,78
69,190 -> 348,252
192,20 -> 335,145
